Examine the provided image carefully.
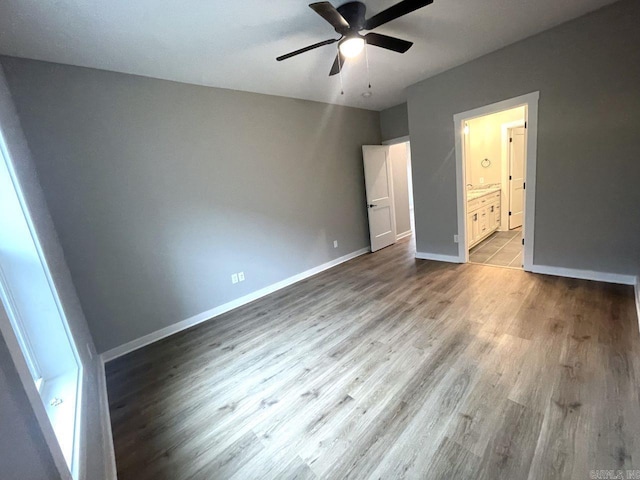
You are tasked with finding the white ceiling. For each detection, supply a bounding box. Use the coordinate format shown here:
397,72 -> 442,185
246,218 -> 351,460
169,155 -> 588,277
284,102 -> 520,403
0,0 -> 618,111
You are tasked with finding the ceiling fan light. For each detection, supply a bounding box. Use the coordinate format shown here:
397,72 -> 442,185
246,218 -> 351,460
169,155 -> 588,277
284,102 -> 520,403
339,37 -> 365,58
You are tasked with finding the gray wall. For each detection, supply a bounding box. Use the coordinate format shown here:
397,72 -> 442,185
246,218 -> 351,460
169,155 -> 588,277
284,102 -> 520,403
407,0 -> 640,275
0,57 -> 381,353
0,65 -> 112,479
380,103 -> 409,142
0,333 -> 59,480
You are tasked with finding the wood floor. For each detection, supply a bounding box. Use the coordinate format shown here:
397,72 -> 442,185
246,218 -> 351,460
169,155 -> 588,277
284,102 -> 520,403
106,238 -> 640,480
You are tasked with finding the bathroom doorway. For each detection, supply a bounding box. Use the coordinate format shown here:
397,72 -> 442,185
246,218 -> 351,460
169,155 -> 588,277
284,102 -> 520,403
464,107 -> 525,268
453,92 -> 540,271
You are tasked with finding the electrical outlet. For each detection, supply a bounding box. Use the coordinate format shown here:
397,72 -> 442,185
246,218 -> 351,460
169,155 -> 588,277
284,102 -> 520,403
231,273 -> 238,284
238,272 -> 245,282
480,177 -> 484,184
333,240 -> 338,248
453,234 -> 459,243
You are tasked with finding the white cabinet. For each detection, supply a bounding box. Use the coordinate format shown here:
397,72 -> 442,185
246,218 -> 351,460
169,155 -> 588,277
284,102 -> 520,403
488,204 -> 496,231
467,190 -> 501,248
467,211 -> 479,247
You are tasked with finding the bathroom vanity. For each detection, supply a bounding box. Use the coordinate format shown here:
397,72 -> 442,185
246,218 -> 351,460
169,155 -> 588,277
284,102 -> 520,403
467,188 -> 501,248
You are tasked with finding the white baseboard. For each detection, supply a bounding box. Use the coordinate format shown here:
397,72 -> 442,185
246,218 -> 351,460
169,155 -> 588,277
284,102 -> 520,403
100,247 -> 370,363
415,251 -> 462,263
97,359 -> 117,479
396,230 -> 412,241
635,276 -> 640,334
529,264 -> 636,285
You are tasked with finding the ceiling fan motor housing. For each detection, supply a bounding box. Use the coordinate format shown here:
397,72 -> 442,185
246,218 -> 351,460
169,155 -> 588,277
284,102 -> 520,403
336,2 -> 367,34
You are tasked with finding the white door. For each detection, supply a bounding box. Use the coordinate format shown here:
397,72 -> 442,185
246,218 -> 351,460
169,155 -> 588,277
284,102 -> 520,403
509,126 -> 526,229
362,145 -> 396,252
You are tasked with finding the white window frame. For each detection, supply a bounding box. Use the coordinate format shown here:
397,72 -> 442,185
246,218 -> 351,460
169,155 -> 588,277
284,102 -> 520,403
0,134 -> 83,480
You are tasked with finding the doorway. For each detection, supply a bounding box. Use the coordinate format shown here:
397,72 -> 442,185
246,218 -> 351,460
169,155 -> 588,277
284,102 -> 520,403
463,107 -> 525,268
362,138 -> 414,252
454,92 -> 540,270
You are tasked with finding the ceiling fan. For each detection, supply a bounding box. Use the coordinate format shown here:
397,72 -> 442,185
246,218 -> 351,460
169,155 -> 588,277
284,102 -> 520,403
276,0 -> 434,76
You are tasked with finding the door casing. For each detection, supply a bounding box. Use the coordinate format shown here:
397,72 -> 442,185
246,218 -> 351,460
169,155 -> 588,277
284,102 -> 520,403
453,91 -> 540,270
508,126 -> 526,230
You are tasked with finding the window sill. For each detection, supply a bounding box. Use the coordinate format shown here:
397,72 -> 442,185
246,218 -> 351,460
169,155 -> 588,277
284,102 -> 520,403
39,369 -> 80,474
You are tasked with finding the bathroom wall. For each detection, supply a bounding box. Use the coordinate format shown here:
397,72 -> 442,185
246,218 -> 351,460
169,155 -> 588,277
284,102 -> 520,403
464,106 -> 525,187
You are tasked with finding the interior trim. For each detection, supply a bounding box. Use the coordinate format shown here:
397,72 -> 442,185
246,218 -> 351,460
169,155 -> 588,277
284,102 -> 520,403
0,306 -> 72,479
97,360 -> 117,479
635,276 -> 640,334
395,230 -> 412,241
415,252 -> 462,263
453,91 -> 540,270
529,264 -> 636,286
101,247 -> 371,363
382,135 -> 410,145
414,252 -> 637,289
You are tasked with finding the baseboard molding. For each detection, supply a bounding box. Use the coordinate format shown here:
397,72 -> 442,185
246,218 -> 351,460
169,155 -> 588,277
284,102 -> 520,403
415,251 -> 462,263
396,230 -> 412,241
635,276 -> 640,333
97,359 -> 117,479
101,247 -> 370,363
529,264 -> 636,285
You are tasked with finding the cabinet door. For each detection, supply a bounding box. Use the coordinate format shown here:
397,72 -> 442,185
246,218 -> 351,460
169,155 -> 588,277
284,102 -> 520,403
472,211 -> 480,242
467,212 -> 475,247
479,207 -> 488,238
489,204 -> 497,231
495,203 -> 501,229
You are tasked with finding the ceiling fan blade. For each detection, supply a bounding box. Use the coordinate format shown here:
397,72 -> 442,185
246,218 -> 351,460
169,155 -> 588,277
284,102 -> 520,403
364,0 -> 433,30
309,2 -> 350,30
365,32 -> 413,53
329,51 -> 346,76
276,38 -> 338,61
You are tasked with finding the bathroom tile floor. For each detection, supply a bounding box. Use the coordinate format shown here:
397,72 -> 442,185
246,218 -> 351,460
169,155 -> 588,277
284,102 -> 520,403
469,227 -> 523,269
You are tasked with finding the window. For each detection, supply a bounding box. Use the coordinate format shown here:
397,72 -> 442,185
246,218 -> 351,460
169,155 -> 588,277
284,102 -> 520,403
0,141 -> 82,478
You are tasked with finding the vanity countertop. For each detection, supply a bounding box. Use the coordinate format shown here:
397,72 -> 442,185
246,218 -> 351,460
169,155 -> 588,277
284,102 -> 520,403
467,187 -> 501,200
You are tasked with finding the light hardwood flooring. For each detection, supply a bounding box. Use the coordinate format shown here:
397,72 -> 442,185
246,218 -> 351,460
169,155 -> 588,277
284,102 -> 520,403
106,237 -> 640,480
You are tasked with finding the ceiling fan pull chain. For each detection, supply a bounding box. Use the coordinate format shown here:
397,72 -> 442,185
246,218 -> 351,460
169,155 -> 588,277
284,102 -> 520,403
365,42 -> 372,89
337,45 -> 345,95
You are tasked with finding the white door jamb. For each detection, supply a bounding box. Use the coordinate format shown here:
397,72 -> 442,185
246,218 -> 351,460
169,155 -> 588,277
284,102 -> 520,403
453,91 -> 540,270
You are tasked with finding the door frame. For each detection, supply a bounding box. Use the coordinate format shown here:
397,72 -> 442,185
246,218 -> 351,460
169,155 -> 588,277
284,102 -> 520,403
500,120 -> 525,231
382,135 -> 413,241
453,92 -> 540,270
382,135 -> 410,146
506,124 -> 526,230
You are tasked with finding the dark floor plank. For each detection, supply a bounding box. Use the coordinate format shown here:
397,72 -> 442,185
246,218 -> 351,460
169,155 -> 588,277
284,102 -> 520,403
106,237 -> 640,480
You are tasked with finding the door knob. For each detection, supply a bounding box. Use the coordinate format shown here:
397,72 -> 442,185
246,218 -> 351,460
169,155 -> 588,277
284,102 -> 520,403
368,204 -> 377,208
